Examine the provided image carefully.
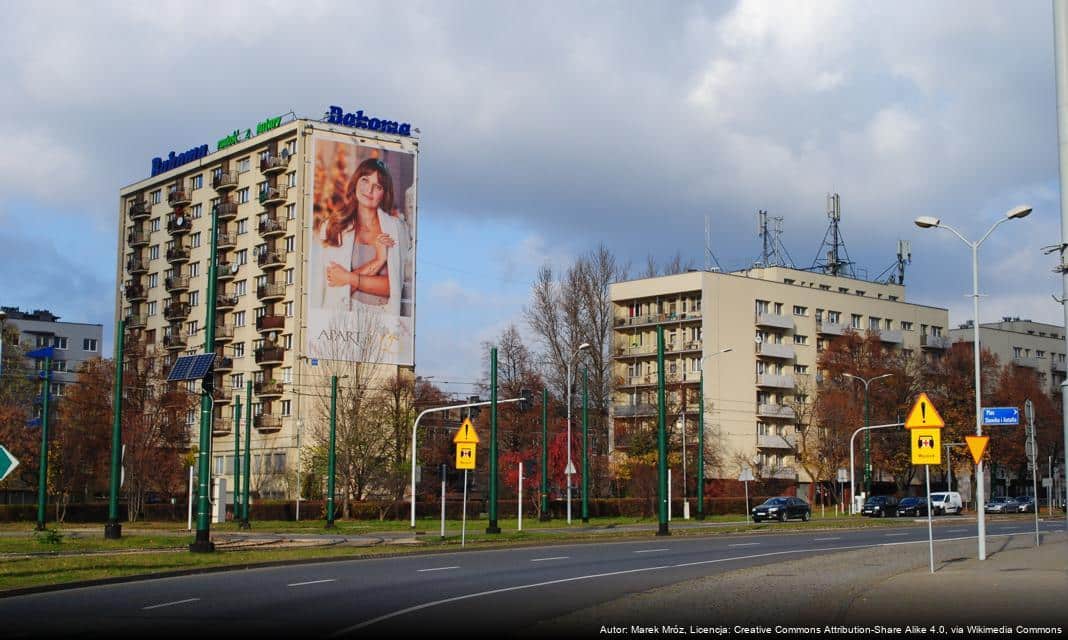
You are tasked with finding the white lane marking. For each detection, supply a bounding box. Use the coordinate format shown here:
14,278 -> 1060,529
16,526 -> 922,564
288,579 -> 337,587
142,598 -> 200,610
948,529 -> 967,533
885,533 -> 908,537
330,530 -> 1039,636
417,566 -> 460,572
728,543 -> 760,548
813,537 -> 840,541
633,548 -> 671,553
530,556 -> 570,562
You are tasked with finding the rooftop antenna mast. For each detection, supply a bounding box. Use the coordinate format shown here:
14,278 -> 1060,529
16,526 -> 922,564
811,192 -> 855,277
757,210 -> 796,268
704,215 -> 723,272
896,240 -> 911,285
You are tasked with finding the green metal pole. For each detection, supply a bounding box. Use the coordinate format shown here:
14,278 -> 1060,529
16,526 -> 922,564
697,369 -> 705,521
105,321 -> 125,539
656,325 -> 669,536
864,388 -> 872,497
35,355 -> 52,532
486,347 -> 501,533
327,375 -> 337,528
233,395 -> 241,522
240,380 -> 252,528
540,388 -> 550,521
581,366 -> 589,523
191,201 -> 220,553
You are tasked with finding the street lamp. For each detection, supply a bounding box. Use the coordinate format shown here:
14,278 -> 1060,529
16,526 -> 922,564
566,342 -> 591,524
914,204 -> 1031,561
696,347 -> 732,521
842,372 -> 893,502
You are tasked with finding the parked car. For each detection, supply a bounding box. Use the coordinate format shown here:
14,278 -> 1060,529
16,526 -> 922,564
896,496 -> 931,517
861,495 -> 899,517
1013,496 -> 1036,513
984,497 -> 1020,514
752,496 -> 811,523
928,491 -> 964,515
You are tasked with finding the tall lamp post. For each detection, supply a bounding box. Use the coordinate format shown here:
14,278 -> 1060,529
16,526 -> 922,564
914,204 -> 1032,561
565,342 -> 591,524
842,372 -> 892,500
696,347 -> 732,521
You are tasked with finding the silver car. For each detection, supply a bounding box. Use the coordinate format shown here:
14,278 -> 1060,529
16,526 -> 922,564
984,497 -> 1020,514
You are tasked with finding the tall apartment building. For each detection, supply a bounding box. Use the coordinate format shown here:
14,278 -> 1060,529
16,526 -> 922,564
0,306 -> 104,397
609,266 -> 949,495
116,107 -> 418,501
948,318 -> 1068,396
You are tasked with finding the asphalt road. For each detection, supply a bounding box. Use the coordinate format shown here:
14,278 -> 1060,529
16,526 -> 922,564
1,518 -> 1062,638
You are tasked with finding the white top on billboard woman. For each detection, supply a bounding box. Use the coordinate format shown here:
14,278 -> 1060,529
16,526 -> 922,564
311,224 -> 355,310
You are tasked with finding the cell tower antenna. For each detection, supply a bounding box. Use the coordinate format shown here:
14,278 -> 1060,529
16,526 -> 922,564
875,239 -> 912,284
756,210 -> 796,268
811,192 -> 855,277
704,214 -> 723,272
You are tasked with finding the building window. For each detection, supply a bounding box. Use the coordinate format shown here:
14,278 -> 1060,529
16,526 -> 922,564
281,400 -> 292,416
237,157 -> 251,173
869,317 -> 880,330
237,188 -> 249,204
186,320 -> 198,336
285,139 -> 297,156
190,232 -> 201,249
52,336 -> 68,350
284,301 -> 294,317
1037,350 -> 1046,358
792,305 -> 807,316
235,249 -> 248,266
901,321 -> 913,331
884,319 -> 892,331
283,334 -> 293,349
190,174 -> 203,191
234,280 -> 247,297
851,314 -> 862,329
233,342 -> 245,358
237,219 -> 248,235
149,245 -> 160,261
150,190 -> 161,204
285,236 -> 295,252
932,326 -> 943,336
147,301 -> 157,316
855,290 -> 865,296
287,172 -> 296,188
151,217 -> 161,232
793,335 -> 808,345
189,262 -> 200,277
257,181 -> 267,198
795,364 -> 808,374
189,290 -> 199,307
82,338 -> 98,352
233,311 -> 246,327
284,268 -> 294,285
232,373 -> 244,389
148,273 -> 158,289
286,203 -> 296,220
755,300 -> 769,314
282,367 -> 292,383
828,310 -> 840,323
190,203 -> 202,220
819,284 -> 831,291
773,302 -> 783,314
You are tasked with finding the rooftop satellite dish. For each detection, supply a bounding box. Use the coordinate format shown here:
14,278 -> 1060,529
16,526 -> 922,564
281,148 -> 290,159
176,216 -> 184,226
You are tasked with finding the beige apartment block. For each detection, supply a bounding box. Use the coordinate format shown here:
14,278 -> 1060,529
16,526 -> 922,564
948,318 -> 1068,397
610,266 -> 949,493
116,115 -> 418,502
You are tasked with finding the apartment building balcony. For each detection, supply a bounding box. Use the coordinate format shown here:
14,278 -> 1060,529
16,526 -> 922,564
757,434 -> 797,450
760,466 -> 798,481
757,342 -> 795,359
259,185 -> 288,207
255,380 -> 284,399
124,314 -> 146,329
168,188 -> 192,207
216,231 -> 237,251
212,388 -> 232,405
920,334 -> 951,350
877,330 -> 904,345
614,310 -> 702,328
167,215 -> 191,235
756,373 -> 795,388
214,323 -> 234,343
1012,355 -> 1040,369
212,417 -> 233,437
213,171 -> 239,191
612,403 -> 657,417
214,353 -> 233,372
257,282 -> 286,302
128,200 -> 151,220
216,261 -> 237,281
255,413 -> 282,433
755,312 -> 793,330
126,256 -> 148,274
260,154 -> 291,174
618,374 -> 656,388
165,275 -> 189,293
816,322 -> 845,336
256,314 -> 285,334
664,372 -> 700,385
615,344 -> 656,358
163,334 -> 187,350
124,282 -> 147,302
215,292 -> 238,310
127,229 -> 150,247
258,214 -> 287,238
214,200 -> 238,222
255,345 -> 285,365
166,244 -> 190,264
163,301 -> 190,321
756,403 -> 796,420
257,249 -> 286,269
1053,359 -> 1067,374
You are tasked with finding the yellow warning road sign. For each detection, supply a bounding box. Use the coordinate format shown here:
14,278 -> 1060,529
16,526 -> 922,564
456,443 -> 477,469
965,435 -> 989,465
453,418 -> 480,444
910,427 -> 942,465
905,392 -> 945,429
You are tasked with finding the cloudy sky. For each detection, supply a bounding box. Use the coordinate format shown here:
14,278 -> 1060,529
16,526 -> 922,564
2,0 -> 1064,396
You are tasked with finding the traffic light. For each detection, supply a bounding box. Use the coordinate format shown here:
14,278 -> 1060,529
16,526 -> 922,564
518,388 -> 534,412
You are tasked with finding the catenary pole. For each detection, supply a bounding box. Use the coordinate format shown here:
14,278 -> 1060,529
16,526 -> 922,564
105,321 -> 125,539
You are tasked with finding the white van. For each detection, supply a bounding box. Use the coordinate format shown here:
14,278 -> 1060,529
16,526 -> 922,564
928,491 -> 963,515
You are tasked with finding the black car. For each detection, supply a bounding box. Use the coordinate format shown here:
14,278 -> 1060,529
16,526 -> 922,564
861,495 -> 899,517
895,496 -> 930,517
752,496 -> 811,523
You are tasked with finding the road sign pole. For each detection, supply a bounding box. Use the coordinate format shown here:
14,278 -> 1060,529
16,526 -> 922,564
326,375 -> 337,529
581,366 -> 589,524
697,370 -> 705,520
105,320 -> 125,540
656,325 -> 669,536
518,461 -> 523,532
540,389 -> 549,522
35,354 -> 52,532
926,464 -> 934,574
233,395 -> 241,522
487,347 -> 500,534
1026,400 -> 1039,547
440,463 -> 447,540
190,203 -> 220,553
461,469 -> 468,547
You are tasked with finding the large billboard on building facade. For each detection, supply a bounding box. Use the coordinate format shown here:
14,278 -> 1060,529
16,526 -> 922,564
307,133 -> 416,366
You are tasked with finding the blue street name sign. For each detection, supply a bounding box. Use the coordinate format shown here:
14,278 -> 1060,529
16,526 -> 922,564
982,407 -> 1020,426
